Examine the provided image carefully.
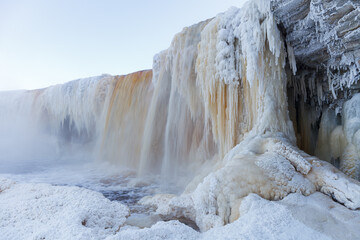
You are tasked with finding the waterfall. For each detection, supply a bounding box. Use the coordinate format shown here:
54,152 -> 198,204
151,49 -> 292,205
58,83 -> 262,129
100,70 -> 153,169
1,0 -> 360,231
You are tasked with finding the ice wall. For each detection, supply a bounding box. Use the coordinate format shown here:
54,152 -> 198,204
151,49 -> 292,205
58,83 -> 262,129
138,0 -> 360,231
315,94 -> 360,180
0,72 -> 152,163
138,1 -> 295,182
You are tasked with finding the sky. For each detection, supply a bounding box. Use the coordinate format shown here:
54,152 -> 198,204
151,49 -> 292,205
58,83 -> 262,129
0,0 -> 247,91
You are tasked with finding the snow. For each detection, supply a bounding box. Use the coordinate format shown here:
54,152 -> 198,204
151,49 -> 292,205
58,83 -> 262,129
200,192 -> 360,240
0,177 -> 129,240
2,175 -> 359,240
113,192 -> 360,240
106,221 -> 199,240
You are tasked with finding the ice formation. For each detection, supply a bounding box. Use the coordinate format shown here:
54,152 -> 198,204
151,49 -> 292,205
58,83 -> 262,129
272,0 -> 360,99
0,0 -> 360,237
315,93 -> 360,180
0,72 -> 153,162
137,0 -> 360,231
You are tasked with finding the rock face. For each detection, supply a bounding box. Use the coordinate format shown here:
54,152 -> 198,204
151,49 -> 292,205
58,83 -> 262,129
270,0 -> 360,180
271,0 -> 360,103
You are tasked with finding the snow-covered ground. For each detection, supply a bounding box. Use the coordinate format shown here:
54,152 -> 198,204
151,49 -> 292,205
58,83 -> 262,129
1,175 -> 360,240
0,177 -> 129,240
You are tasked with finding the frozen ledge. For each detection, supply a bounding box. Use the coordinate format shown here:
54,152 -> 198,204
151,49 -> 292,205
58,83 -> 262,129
271,0 -> 360,102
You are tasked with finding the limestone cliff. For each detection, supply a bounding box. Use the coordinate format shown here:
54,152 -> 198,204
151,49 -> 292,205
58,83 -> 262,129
272,0 -> 360,103
271,0 -> 360,179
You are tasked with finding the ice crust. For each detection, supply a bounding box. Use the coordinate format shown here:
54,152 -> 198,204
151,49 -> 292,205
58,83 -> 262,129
2,176 -> 359,239
0,177 -> 129,240
118,192 -> 360,240
200,192 -> 360,240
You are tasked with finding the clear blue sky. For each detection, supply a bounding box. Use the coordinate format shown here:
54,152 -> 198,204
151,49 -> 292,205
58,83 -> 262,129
0,0 -> 246,90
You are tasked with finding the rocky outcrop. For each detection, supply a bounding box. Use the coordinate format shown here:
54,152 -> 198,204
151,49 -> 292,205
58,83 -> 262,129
271,0 -> 360,104
270,0 -> 360,180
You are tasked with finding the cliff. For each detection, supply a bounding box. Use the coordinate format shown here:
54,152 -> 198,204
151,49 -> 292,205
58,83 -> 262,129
272,0 -> 360,103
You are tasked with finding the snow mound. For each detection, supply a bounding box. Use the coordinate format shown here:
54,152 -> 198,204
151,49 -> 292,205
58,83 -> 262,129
106,220 -> 199,240
201,192 -> 360,240
0,177 -> 129,240
122,192 -> 360,240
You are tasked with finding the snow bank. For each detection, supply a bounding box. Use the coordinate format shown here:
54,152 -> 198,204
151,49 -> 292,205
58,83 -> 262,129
0,177 -> 129,240
200,192 -> 360,240
106,221 -> 199,240
2,175 -> 359,240
115,192 -> 360,240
